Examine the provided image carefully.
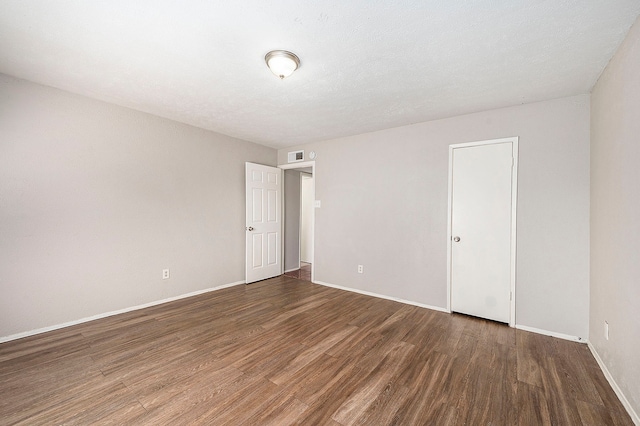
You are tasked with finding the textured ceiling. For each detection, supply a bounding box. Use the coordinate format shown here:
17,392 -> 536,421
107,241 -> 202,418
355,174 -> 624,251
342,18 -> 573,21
1,1 -> 639,149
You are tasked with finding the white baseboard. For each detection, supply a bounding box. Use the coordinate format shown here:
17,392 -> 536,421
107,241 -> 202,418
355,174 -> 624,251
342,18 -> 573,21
284,268 -> 299,273
588,342 -> 640,425
514,324 -> 584,343
0,280 -> 245,344
313,280 -> 449,313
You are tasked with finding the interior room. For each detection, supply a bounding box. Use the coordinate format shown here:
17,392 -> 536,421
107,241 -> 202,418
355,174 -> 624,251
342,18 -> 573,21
1,1 -> 639,424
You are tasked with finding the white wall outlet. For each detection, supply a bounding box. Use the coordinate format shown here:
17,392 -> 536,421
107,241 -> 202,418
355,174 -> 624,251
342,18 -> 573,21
357,265 -> 363,274
162,269 -> 170,280
604,321 -> 609,340
314,200 -> 321,208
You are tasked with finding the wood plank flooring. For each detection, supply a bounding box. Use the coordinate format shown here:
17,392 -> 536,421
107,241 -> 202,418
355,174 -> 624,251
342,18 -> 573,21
284,262 -> 312,281
0,275 -> 632,425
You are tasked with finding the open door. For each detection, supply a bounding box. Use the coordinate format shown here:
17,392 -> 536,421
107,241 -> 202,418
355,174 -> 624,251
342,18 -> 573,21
245,162 -> 283,283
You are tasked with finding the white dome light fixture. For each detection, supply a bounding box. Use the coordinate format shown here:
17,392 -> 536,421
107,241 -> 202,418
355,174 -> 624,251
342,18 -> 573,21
265,50 -> 300,79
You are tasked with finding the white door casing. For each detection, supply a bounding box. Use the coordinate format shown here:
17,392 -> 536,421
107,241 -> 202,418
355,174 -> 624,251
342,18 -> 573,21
447,137 -> 518,325
300,173 -> 314,263
279,160 -> 315,283
245,162 -> 283,284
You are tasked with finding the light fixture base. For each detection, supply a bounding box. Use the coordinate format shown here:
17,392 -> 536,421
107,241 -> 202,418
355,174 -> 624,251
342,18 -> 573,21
265,50 -> 300,79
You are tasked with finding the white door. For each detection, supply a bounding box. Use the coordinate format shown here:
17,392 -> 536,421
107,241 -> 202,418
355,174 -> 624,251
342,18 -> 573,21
246,162 -> 283,283
449,138 -> 517,324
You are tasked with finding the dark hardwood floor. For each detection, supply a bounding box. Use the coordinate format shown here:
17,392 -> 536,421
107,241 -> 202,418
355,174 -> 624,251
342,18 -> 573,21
0,275 -> 632,425
284,262 -> 311,281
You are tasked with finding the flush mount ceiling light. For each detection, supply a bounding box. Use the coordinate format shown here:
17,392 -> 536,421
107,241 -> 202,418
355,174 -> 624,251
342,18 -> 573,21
265,50 -> 300,79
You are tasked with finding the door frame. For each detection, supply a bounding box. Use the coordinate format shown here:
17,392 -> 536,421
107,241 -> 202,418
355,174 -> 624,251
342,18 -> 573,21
300,171 -> 314,265
279,161 -> 315,283
446,137 -> 519,326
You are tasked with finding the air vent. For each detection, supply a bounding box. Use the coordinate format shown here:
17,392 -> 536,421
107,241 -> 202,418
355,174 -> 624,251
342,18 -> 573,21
288,150 -> 304,163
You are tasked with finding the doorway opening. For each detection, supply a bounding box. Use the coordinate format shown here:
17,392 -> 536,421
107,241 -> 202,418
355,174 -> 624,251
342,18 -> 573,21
280,161 -> 315,282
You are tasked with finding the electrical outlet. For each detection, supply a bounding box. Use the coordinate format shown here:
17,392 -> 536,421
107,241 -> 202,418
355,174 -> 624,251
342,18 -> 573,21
162,269 -> 170,280
604,321 -> 609,340
357,265 -> 363,274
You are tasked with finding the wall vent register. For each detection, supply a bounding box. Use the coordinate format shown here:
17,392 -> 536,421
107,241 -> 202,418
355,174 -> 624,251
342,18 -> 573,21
288,150 -> 304,163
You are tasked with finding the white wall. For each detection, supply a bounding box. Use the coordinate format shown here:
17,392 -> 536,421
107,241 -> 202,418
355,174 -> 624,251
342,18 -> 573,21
590,16 -> 640,420
0,74 -> 276,339
284,170 -> 301,271
278,95 -> 590,339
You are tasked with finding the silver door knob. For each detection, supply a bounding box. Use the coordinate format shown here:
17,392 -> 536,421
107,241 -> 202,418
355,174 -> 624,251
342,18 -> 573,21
246,226 -> 254,231
453,236 -> 461,242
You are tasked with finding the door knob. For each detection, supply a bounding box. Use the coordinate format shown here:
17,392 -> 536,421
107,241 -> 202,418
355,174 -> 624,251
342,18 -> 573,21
453,236 -> 461,242
246,226 -> 254,231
